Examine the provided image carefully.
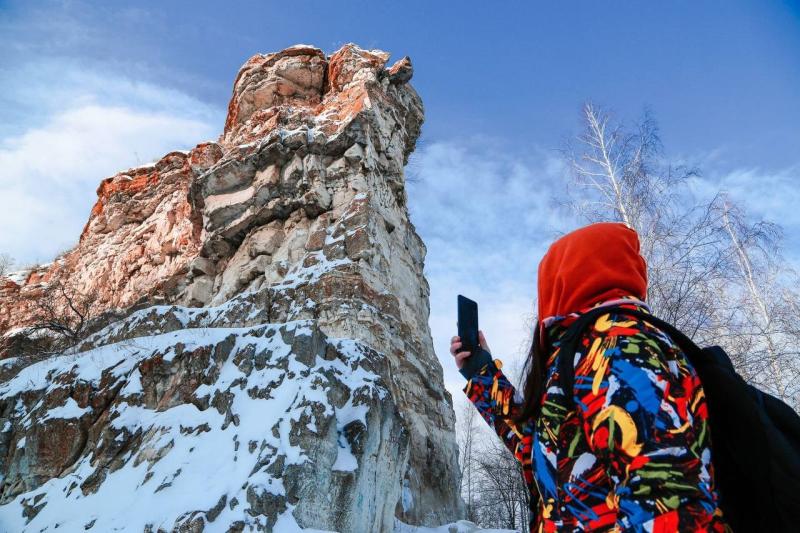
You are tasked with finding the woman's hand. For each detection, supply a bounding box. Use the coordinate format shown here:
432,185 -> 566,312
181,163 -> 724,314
450,330 -> 491,369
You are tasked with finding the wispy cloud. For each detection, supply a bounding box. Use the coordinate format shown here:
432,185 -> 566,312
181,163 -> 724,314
688,165 -> 800,261
407,138 -> 577,397
0,61 -> 222,266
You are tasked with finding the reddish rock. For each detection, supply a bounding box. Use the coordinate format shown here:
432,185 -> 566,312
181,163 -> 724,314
0,43 -> 459,531
387,56 -> 414,84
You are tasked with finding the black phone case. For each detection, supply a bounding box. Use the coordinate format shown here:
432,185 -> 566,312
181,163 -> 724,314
457,295 -> 479,355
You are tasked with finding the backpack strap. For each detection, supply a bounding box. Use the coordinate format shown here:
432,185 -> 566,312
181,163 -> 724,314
558,306 -> 704,406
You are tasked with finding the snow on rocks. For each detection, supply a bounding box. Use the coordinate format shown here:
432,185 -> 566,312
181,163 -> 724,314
394,520 -> 516,533
0,310 -> 404,531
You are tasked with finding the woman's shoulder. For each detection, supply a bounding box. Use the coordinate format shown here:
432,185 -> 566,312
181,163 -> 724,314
590,306 -> 687,364
546,300 -> 689,366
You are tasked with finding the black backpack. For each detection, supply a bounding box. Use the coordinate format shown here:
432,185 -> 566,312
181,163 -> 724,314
557,305 -> 800,532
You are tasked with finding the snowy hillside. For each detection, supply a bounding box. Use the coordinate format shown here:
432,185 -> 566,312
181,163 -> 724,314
0,296 -> 401,530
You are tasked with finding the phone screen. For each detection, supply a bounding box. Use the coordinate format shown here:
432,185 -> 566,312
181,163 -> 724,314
457,295 -> 479,355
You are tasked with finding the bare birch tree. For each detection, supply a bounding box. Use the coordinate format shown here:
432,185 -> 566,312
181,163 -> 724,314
561,102 -> 800,408
472,434 -> 530,530
714,198 -> 799,402
2,276 -> 101,357
0,254 -> 12,278
457,395 -> 533,531
457,399 -> 481,523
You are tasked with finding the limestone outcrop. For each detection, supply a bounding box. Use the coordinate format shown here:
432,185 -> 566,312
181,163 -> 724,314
0,44 -> 464,531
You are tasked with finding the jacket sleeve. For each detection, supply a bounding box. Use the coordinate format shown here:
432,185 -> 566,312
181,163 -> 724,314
462,353 -> 535,480
571,313 -> 725,530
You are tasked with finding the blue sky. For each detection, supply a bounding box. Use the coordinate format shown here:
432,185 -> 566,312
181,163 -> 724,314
1,0 -> 799,397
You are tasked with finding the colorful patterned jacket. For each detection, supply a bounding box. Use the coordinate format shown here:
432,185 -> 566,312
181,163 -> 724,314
462,298 -> 729,532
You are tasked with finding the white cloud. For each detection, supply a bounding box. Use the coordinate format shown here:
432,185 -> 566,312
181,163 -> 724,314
692,166 -> 800,223
0,62 -> 222,265
407,139 -> 577,399
688,166 -> 800,262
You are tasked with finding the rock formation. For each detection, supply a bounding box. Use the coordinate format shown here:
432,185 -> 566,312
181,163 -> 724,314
0,44 -> 465,531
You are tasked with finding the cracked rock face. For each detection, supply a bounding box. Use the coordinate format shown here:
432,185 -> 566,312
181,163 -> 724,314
0,43 -> 464,531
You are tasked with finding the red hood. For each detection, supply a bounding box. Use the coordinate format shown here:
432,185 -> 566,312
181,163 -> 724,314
537,222 -> 648,325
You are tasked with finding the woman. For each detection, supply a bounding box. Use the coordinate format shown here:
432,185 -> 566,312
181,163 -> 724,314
450,222 -> 728,532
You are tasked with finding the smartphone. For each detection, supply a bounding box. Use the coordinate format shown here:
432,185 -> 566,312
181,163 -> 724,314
457,295 -> 479,356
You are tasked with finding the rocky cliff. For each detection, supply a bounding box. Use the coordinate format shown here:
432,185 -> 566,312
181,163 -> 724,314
0,44 -> 465,532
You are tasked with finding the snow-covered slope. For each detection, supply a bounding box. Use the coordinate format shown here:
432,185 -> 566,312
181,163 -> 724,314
0,297 -> 403,531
